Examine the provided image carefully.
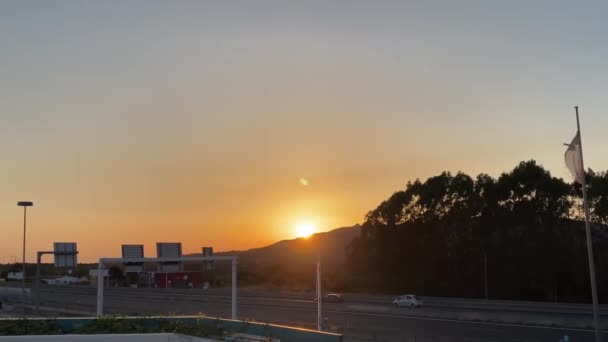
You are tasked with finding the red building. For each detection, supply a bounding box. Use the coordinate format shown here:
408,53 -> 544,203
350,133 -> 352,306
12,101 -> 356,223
153,271 -> 204,289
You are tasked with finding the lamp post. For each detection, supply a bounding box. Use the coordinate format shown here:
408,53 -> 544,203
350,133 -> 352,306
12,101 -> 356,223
17,201 -> 33,295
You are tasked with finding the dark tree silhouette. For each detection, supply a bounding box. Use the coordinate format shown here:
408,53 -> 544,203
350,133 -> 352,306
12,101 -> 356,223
108,265 -> 125,286
346,160 -> 608,303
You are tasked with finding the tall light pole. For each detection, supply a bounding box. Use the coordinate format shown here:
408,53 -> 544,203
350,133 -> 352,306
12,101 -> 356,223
17,201 -> 33,295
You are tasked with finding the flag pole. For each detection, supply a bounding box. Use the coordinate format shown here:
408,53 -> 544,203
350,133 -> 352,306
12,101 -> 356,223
576,106 -> 602,342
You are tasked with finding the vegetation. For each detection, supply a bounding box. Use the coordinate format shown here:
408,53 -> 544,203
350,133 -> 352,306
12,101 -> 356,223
0,264 -> 22,280
0,317 -> 232,339
72,316 -> 223,338
346,160 -> 608,302
108,265 -> 126,287
0,319 -> 63,335
0,316 -> 317,341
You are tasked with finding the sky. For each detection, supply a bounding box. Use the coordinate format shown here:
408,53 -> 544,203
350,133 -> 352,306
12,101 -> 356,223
1,1 -> 608,262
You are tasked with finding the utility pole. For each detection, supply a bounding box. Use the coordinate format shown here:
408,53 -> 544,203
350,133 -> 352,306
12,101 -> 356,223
17,201 -> 33,295
317,256 -> 322,331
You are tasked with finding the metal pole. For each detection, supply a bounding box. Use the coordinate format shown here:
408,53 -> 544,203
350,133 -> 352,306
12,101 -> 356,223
231,257 -> 237,320
96,261 -> 105,317
576,107 -> 601,342
22,206 -> 27,295
35,252 -> 42,314
317,256 -> 322,331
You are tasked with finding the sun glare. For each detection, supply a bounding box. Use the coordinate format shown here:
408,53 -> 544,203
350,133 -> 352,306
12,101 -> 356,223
295,221 -> 316,238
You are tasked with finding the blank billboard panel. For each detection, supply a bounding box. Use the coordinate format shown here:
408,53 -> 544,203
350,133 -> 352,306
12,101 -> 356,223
156,243 -> 182,258
122,244 -> 144,273
54,242 -> 77,268
122,245 -> 144,259
156,242 -> 183,272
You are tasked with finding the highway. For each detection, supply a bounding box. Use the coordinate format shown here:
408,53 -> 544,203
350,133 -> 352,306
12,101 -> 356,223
12,285 -> 605,341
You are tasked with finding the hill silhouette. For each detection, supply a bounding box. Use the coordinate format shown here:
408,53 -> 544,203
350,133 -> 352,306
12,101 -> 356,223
221,225 -> 360,270
188,225 -> 361,290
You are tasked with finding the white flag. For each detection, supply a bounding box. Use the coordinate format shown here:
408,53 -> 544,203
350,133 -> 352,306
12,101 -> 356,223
565,132 -> 585,183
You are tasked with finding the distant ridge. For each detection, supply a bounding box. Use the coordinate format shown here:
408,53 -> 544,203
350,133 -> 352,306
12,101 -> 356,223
187,225 -> 361,272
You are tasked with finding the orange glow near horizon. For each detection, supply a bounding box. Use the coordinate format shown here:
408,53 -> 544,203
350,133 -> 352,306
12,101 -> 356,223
295,221 -> 316,238
2,2 -> 602,264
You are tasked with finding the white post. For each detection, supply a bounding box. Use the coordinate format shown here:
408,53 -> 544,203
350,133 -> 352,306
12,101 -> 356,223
96,261 -> 105,317
575,107 -> 601,342
231,256 -> 237,320
317,256 -> 322,331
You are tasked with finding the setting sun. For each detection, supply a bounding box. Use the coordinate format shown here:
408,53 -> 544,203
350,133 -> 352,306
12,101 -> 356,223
295,221 -> 316,238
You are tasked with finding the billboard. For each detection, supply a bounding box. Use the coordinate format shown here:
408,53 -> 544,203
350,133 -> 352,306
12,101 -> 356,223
54,242 -> 77,268
202,247 -> 214,271
156,242 -> 182,272
122,244 -> 144,273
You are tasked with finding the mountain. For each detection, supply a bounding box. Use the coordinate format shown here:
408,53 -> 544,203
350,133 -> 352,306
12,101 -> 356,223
222,225 -> 361,271
187,225 -> 361,288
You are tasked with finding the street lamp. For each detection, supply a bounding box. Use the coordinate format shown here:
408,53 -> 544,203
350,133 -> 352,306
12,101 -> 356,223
17,201 -> 33,294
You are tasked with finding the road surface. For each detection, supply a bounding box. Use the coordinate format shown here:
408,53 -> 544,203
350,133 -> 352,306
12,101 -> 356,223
10,285 -> 603,341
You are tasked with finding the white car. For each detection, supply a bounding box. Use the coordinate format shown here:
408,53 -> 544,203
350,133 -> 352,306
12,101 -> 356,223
393,294 -> 423,308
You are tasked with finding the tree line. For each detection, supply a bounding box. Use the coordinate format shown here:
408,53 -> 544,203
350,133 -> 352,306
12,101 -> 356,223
346,160 -> 608,302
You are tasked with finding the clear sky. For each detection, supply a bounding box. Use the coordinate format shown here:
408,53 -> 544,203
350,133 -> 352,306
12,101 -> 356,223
1,1 -> 607,262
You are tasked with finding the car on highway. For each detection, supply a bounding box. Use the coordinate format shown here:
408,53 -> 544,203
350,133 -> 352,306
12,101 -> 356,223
314,293 -> 344,303
393,294 -> 423,308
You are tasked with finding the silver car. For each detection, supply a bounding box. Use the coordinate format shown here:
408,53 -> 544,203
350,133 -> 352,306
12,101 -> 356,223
393,294 -> 423,308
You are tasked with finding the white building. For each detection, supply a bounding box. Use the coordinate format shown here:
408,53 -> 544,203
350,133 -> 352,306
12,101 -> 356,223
43,276 -> 82,285
7,271 -> 23,280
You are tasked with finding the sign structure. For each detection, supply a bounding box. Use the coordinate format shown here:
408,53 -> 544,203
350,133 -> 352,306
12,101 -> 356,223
156,242 -> 183,272
122,244 -> 144,273
53,242 -> 77,268
202,247 -> 214,271
89,269 -> 109,277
